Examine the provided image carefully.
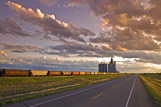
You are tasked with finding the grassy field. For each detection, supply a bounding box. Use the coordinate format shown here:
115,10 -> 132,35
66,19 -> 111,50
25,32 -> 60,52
0,74 -> 126,105
139,74 -> 161,106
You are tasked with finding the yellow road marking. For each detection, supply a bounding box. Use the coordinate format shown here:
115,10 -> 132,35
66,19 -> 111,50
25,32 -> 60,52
92,92 -> 104,99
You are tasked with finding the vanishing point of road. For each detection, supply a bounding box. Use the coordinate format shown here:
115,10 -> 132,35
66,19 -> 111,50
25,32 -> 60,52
6,75 -> 157,107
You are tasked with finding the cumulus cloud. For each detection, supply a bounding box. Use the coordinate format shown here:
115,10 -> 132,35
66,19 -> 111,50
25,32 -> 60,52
90,30 -> 160,51
65,0 -> 161,51
6,1 -> 95,42
3,0 -> 161,73
0,50 -> 8,57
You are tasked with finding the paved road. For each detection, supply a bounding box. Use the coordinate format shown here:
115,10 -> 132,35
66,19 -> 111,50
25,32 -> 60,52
6,75 -> 156,107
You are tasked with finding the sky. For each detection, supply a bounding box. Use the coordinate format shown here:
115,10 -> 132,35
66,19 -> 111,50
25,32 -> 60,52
0,0 -> 161,73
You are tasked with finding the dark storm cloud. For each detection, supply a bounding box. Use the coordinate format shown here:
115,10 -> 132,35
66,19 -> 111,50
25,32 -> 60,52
6,1 -> 95,43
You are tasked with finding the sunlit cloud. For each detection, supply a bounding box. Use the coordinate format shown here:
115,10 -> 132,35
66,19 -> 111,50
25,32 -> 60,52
6,1 -> 95,42
65,0 -> 161,51
0,0 -> 161,73
0,50 -> 8,57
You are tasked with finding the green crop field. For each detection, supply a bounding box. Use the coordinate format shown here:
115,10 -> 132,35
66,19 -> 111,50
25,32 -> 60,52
139,74 -> 161,106
0,74 -> 126,105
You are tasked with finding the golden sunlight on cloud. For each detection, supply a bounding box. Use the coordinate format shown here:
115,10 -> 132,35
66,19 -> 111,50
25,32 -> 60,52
6,1 -> 44,19
36,8 -> 45,18
103,44 -> 113,51
144,63 -> 161,69
55,19 -> 68,27
119,13 -> 128,25
116,45 -> 127,51
46,14 -> 68,27
0,50 -> 8,57
100,18 -> 109,30
43,56 -> 47,59
46,14 -> 55,20
6,1 -> 69,28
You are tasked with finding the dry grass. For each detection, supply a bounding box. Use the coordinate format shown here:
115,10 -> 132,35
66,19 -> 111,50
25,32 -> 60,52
0,74 -> 126,105
139,75 -> 161,106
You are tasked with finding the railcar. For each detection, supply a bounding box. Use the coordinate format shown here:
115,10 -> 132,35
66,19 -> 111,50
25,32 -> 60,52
62,71 -> 72,76
47,71 -> 62,76
103,72 -> 106,75
91,72 -> 95,75
2,69 -> 30,76
80,72 -> 86,75
85,72 -> 91,75
100,72 -> 104,75
72,72 -> 80,75
0,69 -> 116,77
98,72 -> 101,75
94,72 -> 98,75
30,70 -> 48,76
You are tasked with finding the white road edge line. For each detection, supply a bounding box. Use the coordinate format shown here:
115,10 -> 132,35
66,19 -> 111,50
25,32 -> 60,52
30,77 -> 124,107
125,76 -> 137,107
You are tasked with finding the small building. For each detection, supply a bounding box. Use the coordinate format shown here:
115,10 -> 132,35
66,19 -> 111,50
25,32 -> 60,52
98,62 -> 107,72
108,58 -> 117,73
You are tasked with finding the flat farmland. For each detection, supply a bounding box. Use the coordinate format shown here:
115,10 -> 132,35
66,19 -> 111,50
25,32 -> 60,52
0,74 -> 126,105
139,74 -> 161,106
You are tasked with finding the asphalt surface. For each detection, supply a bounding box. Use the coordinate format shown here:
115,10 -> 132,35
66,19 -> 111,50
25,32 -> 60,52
5,75 -> 156,107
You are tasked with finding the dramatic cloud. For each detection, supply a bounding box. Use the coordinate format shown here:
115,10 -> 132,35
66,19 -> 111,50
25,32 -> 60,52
42,41 -> 161,65
0,50 -> 8,57
6,1 -> 95,42
0,17 -> 31,37
1,0 -> 161,73
0,56 -> 98,71
1,51 -> 160,72
0,43 -> 43,53
90,30 -> 160,51
43,42 -> 102,57
65,0 -> 161,51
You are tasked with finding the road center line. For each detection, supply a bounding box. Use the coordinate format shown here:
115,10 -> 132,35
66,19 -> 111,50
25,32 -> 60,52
125,76 -> 136,107
30,77 -> 124,107
92,92 -> 104,99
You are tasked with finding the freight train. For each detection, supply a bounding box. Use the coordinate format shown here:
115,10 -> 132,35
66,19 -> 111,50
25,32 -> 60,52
0,69 -> 118,77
